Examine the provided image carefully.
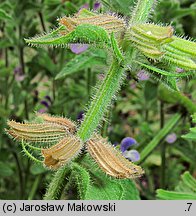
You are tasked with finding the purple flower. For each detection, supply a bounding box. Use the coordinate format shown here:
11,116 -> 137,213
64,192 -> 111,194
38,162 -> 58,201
80,3 -> 89,9
176,68 -> 184,73
165,133 -> 177,144
120,137 -> 137,153
94,1 -> 101,10
80,1 -> 101,10
137,70 -> 150,81
14,67 -> 25,82
123,150 -> 140,162
41,100 -> 50,108
38,108 -> 47,113
77,111 -> 84,121
70,44 -> 89,54
130,82 -> 136,89
45,95 -> 52,103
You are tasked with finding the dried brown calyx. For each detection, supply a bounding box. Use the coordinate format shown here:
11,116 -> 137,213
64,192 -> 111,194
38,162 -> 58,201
6,114 -> 144,179
42,135 -> 82,169
87,134 -> 144,179
58,9 -> 126,35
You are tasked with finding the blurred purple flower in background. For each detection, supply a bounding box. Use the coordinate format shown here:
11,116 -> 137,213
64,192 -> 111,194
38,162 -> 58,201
80,1 -> 101,10
38,95 -> 52,113
38,108 -> 47,114
77,111 -> 84,122
93,1 -> 101,10
14,67 -> 25,82
165,133 -> 177,144
122,150 -> 140,162
80,3 -> 89,9
137,70 -> 150,81
120,137 -> 137,152
120,137 -> 140,162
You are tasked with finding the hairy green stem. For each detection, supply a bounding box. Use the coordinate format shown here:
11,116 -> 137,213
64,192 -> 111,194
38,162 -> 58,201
44,166 -> 70,200
129,0 -> 155,24
77,59 -> 124,141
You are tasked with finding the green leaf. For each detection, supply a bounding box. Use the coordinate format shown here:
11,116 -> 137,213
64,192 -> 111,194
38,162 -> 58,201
30,163 -> 47,175
182,113 -> 196,140
158,86 -> 196,114
81,155 -> 140,200
55,49 -> 107,79
156,172 -> 196,200
110,32 -> 124,62
139,113 -> 181,162
0,9 -> 12,20
144,81 -> 157,101
120,179 -> 140,200
156,189 -> 196,200
69,163 -> 91,200
135,61 -> 194,78
182,132 -> 196,140
25,24 -> 110,47
181,171 -> 196,192
0,161 -> 14,177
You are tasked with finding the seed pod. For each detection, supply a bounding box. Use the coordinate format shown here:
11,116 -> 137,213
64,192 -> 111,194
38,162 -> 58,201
59,9 -> 126,35
6,120 -> 68,143
37,113 -> 76,134
87,134 -> 144,179
42,135 -> 82,169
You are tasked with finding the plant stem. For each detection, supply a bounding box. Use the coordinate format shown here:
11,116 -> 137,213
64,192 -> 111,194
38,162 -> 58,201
44,0 -> 157,199
86,68 -> 91,100
44,166 -> 70,200
38,12 -> 46,32
28,175 -> 42,200
129,0 -> 155,24
77,59 -> 124,142
160,101 -> 166,189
